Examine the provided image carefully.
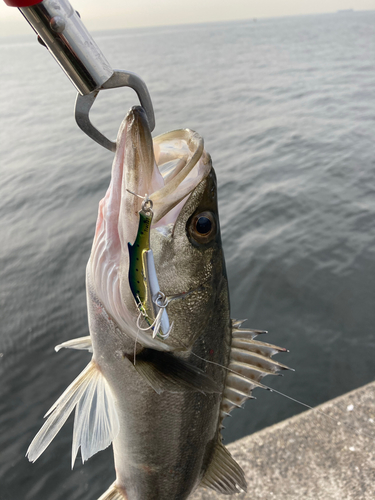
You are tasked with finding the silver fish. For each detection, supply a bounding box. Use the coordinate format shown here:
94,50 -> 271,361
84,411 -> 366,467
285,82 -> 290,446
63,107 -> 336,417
27,107 -> 290,500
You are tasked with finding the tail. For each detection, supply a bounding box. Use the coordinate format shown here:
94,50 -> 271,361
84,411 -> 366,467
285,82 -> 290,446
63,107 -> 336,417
26,360 -> 119,468
98,483 -> 128,500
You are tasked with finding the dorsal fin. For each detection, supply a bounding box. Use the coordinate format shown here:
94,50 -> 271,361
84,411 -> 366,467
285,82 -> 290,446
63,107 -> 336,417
200,440 -> 247,493
219,319 -> 291,423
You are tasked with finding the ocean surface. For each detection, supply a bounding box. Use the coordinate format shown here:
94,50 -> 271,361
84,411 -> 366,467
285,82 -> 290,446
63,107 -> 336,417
1,11 -> 375,500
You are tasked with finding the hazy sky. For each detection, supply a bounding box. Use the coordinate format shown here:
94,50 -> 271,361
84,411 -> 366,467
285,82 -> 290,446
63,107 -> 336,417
1,0 -> 374,36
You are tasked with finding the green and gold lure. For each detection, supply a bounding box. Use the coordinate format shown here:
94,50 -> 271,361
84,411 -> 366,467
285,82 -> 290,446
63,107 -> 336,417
127,194 -> 171,339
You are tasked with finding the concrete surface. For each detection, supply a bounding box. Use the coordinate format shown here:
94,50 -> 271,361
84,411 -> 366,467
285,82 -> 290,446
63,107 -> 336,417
192,381 -> 375,500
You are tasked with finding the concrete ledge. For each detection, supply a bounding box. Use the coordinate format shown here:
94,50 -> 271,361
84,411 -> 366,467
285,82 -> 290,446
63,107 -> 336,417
192,381 -> 375,500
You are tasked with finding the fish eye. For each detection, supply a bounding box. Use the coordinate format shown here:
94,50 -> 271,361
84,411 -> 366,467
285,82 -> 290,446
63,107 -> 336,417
188,211 -> 216,244
196,216 -> 212,234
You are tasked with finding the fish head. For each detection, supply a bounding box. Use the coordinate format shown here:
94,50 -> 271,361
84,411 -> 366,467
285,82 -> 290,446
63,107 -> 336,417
150,166 -> 228,351
88,106 -> 225,353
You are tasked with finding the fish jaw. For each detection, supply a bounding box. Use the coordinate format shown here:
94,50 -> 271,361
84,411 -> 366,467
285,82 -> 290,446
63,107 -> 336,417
88,106 -> 168,352
88,106 -> 211,352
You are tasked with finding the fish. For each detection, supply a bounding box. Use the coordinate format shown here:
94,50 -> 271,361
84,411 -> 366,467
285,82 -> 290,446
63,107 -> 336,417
26,106 -> 291,500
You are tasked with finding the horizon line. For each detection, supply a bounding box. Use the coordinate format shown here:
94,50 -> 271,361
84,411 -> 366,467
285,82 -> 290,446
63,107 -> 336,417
0,8 -> 374,39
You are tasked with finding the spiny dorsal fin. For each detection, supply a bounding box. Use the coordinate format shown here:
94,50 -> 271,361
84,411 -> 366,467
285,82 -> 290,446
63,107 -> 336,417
231,337 -> 288,357
200,440 -> 247,494
97,483 -> 128,500
231,318 -> 248,328
219,320 -> 291,422
26,360 -> 119,468
232,327 -> 268,339
55,336 -> 93,352
230,349 -> 291,373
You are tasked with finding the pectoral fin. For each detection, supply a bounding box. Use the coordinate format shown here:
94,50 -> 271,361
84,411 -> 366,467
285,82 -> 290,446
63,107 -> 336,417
55,336 -> 93,352
132,349 -> 220,394
26,360 -> 119,468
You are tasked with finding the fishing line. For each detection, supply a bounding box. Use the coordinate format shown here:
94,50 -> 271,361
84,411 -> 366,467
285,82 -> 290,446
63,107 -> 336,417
133,328 -> 139,366
126,188 -> 145,200
187,349 -> 374,440
264,386 -> 375,440
126,188 -> 153,214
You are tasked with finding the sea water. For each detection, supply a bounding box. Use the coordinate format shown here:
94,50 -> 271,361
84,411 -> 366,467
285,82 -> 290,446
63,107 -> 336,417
1,11 -> 375,499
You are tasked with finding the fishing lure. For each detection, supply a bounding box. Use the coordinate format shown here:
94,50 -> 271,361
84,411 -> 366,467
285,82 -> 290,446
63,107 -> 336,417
127,192 -> 171,339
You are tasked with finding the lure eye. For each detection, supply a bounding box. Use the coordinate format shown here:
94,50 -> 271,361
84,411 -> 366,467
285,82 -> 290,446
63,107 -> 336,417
188,211 -> 216,244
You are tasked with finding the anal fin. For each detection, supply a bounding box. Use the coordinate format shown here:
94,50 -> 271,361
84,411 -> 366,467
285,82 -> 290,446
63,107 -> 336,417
26,360 -> 119,468
200,440 -> 247,494
98,482 -> 127,500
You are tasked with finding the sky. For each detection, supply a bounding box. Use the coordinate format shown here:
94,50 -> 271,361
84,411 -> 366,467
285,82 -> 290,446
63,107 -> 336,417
0,0 -> 374,37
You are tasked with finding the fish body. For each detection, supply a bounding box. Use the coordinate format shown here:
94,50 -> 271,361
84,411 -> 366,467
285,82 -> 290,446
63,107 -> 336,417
87,221 -> 229,499
27,107 -> 290,500
86,107 -> 232,499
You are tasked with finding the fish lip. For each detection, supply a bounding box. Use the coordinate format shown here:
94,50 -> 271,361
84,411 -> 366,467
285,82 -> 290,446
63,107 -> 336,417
126,106 -> 152,151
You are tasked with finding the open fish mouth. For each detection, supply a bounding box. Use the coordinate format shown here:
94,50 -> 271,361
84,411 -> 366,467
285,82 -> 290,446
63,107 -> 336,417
88,106 -> 212,351
151,127 -> 211,226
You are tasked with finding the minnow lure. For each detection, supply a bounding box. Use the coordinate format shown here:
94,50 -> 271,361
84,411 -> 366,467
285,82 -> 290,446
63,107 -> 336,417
127,194 -> 171,339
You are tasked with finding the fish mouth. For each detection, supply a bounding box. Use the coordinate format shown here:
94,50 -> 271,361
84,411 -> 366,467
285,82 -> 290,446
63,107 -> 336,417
151,127 -> 211,226
103,106 -> 212,246
122,106 -> 212,227
89,106 -> 211,351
